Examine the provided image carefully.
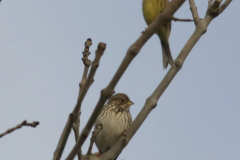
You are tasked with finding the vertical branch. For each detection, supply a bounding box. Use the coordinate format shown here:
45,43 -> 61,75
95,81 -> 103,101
65,43 -> 106,160
53,40 -> 105,160
73,38 -> 92,160
79,39 -> 92,90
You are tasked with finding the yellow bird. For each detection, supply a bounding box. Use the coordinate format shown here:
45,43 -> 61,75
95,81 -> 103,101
142,0 -> 174,68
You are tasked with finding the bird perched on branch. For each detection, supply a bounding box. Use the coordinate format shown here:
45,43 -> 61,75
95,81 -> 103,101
94,93 -> 134,159
142,0 -> 174,68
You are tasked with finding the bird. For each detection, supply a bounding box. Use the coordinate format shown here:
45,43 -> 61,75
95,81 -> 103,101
142,0 -> 175,69
94,93 -> 134,159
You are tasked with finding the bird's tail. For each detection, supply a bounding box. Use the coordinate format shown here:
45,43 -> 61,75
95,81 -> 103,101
161,40 -> 174,69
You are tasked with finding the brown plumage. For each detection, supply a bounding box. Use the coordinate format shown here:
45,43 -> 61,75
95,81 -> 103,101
94,93 -> 134,159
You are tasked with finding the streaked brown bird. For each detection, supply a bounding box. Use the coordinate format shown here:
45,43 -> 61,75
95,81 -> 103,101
142,0 -> 175,68
94,93 -> 134,159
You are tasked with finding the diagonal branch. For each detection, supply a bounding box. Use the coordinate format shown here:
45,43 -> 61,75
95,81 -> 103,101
86,124 -> 102,155
98,0 -> 232,159
0,120 -> 39,138
65,0 -> 186,159
219,0 -> 232,14
53,42 -> 105,160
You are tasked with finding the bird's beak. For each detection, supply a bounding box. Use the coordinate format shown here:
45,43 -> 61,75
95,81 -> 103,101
127,101 -> 134,106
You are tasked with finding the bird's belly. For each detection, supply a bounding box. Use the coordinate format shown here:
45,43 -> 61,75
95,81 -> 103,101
96,118 -> 126,153
143,0 -> 165,24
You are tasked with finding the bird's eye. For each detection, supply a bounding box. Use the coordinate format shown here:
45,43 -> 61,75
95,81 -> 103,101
121,99 -> 124,102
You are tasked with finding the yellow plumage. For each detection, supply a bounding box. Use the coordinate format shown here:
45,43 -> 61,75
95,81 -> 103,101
142,0 -> 174,68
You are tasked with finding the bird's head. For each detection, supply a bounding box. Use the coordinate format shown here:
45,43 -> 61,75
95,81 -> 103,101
107,93 -> 134,111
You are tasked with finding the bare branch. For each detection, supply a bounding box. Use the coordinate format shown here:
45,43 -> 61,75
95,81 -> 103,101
86,131 -> 95,156
87,125 -> 102,155
73,112 -> 82,160
53,114 -> 74,160
172,17 -> 193,22
65,43 -> 107,160
65,0 -> 186,159
53,42 -> 105,160
73,38 -> 92,160
189,0 -> 200,25
80,38 -> 92,90
219,0 -> 232,14
0,120 -> 39,138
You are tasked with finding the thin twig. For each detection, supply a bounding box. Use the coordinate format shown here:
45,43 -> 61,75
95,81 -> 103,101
53,38 -> 93,160
172,17 -> 193,22
0,120 -> 39,138
87,124 -> 102,155
86,131 -> 95,156
53,42 -> 106,160
73,38 -> 92,160
189,0 -> 200,25
80,38 -> 92,90
65,43 -> 106,160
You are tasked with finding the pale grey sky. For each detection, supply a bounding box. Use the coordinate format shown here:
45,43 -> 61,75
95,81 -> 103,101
0,1 -> 239,160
